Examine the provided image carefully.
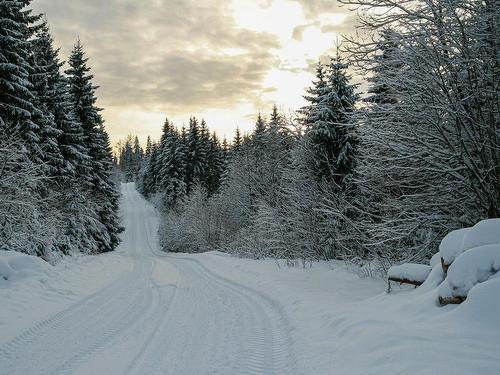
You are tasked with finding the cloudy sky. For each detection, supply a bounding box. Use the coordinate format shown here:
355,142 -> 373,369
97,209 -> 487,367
32,0 -> 356,144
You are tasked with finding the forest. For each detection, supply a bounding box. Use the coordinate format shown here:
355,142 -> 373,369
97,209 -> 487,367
0,2 -> 121,261
115,0 -> 498,271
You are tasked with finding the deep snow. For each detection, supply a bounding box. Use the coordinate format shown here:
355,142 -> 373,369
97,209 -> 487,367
0,183 -> 499,374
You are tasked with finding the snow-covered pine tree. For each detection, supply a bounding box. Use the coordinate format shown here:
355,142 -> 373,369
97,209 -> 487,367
157,119 -> 186,210
145,136 -> 152,158
66,40 -> 121,253
116,134 -> 143,182
269,105 -> 281,131
305,53 -> 358,185
30,21 -> 99,256
198,119 -> 211,189
29,21 -> 64,177
139,141 -> 160,197
205,132 -> 224,195
252,112 -> 266,147
299,61 -> 327,128
185,117 -> 204,194
132,135 -> 143,178
364,30 -> 400,106
0,2 -> 61,257
233,126 -> 242,151
0,0 -> 41,156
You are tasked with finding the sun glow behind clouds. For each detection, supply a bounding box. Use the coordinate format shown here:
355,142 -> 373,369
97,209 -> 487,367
32,0 -> 353,145
229,0 -> 341,122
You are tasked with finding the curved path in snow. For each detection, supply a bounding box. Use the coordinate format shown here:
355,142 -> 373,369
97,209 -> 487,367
0,183 -> 295,375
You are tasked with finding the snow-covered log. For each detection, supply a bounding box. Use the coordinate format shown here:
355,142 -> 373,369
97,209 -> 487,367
387,263 -> 432,292
439,228 -> 471,273
438,244 -> 500,306
440,220 -> 500,273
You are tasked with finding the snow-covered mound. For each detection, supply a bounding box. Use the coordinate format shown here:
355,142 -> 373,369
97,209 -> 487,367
0,250 -> 53,284
462,218 -> 500,251
438,244 -> 500,303
439,227 -> 470,269
429,252 -> 441,267
388,263 -> 431,284
439,219 -> 500,272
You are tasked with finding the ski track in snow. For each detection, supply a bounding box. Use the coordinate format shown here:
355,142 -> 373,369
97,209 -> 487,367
0,183 -> 296,375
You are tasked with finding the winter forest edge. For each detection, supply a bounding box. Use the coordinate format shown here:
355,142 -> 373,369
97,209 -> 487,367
115,0 -> 499,273
2,0 -> 499,275
1,2 -> 121,261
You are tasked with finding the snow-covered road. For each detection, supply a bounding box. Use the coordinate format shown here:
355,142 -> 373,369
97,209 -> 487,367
0,183 -> 296,375
3,183 -> 499,375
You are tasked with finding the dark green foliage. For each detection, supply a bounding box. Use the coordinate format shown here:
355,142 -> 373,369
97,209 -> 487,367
65,41 -> 121,253
0,2 -> 120,259
302,55 -> 358,185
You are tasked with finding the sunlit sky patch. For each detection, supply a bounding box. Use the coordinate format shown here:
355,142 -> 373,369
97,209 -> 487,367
32,0 -> 355,144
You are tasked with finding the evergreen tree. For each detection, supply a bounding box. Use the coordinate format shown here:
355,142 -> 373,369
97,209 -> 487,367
205,132 -> 224,195
304,54 -> 358,185
185,117 -> 204,193
0,0 -> 41,155
300,61 -> 328,127
365,30 -> 400,105
269,104 -> 281,131
30,22 -> 94,255
198,119 -> 212,188
140,142 -> 160,197
145,136 -> 152,157
66,40 -> 121,253
253,112 -> 266,145
157,119 -> 186,209
233,127 -> 242,150
30,21 -> 64,176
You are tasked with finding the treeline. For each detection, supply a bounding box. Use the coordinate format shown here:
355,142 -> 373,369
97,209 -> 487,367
0,2 -> 121,261
115,134 -> 144,182
138,0 -> 498,269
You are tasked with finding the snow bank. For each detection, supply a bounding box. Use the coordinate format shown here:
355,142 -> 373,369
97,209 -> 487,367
438,244 -> 500,301
388,263 -> 431,283
0,250 -> 53,284
439,227 -> 470,267
0,250 -> 130,344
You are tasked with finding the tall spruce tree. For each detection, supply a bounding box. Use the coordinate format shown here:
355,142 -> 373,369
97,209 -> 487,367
30,21 -> 65,176
0,0 -> 41,155
158,119 -> 186,209
304,54 -> 358,185
185,117 -> 204,193
233,126 -> 242,150
66,40 -> 121,253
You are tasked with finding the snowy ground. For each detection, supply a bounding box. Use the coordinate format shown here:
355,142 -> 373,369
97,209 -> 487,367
1,183 -> 499,374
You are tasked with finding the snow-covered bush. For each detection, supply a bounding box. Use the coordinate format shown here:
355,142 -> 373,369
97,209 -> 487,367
0,250 -> 53,283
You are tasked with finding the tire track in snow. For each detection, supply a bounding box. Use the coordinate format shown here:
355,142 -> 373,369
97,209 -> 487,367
173,256 -> 297,375
0,260 -> 151,375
